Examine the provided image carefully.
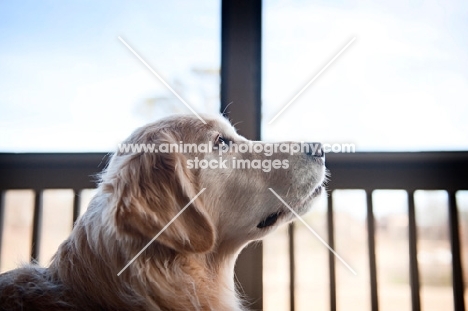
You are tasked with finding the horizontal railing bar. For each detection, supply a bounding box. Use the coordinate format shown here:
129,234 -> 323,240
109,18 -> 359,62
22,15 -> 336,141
1,152 -> 467,191
326,151 -> 468,191
0,153 -> 110,190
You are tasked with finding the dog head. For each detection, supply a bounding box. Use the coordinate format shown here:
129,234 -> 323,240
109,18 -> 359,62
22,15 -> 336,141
102,114 -> 326,255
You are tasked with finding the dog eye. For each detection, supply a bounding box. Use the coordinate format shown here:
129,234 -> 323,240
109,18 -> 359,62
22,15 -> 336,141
215,135 -> 229,149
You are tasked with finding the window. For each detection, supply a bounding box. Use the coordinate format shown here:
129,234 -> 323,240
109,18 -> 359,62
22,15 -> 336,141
0,1 -> 220,152
263,0 -> 468,151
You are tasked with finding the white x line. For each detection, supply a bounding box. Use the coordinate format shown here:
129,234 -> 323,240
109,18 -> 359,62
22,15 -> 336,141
118,36 -> 206,124
117,188 -> 206,276
268,37 -> 356,124
269,188 -> 357,275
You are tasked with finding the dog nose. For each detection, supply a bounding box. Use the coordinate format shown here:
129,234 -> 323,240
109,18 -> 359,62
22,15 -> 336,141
304,142 -> 324,158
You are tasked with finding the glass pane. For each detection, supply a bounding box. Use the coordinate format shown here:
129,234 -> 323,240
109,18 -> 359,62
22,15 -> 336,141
263,0 -> 468,151
1,190 -> 34,272
373,190 -> 411,311
0,1 -> 220,152
333,190 -> 369,311
40,190 -> 74,265
79,189 -> 98,217
295,193 -> 328,311
414,190 -> 453,311
263,225 -> 290,311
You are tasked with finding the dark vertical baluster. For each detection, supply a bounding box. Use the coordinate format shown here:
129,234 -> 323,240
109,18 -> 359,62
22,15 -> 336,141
327,193 -> 337,311
221,1 -> 263,308
448,191 -> 465,311
72,189 -> 81,228
0,191 -> 5,269
288,222 -> 295,311
31,190 -> 43,263
408,191 -> 421,311
366,191 -> 379,311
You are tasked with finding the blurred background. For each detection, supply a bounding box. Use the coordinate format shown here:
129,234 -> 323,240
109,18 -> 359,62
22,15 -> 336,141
1,1 -> 468,310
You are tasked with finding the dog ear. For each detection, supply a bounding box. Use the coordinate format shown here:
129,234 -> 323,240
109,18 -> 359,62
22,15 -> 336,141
105,136 -> 215,254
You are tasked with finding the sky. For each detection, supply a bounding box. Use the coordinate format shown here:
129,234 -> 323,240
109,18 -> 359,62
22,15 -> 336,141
0,0 -> 220,151
262,0 -> 468,150
0,0 -> 467,152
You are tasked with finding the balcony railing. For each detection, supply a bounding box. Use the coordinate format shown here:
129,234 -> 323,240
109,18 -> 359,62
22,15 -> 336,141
0,151 -> 467,311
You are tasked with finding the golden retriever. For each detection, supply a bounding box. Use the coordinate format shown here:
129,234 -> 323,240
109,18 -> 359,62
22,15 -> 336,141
0,114 -> 326,310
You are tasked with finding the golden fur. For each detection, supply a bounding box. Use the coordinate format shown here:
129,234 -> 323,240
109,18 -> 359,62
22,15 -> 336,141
0,114 -> 326,310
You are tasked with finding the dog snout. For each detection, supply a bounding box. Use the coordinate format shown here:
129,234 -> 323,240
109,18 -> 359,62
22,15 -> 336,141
304,142 -> 324,159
